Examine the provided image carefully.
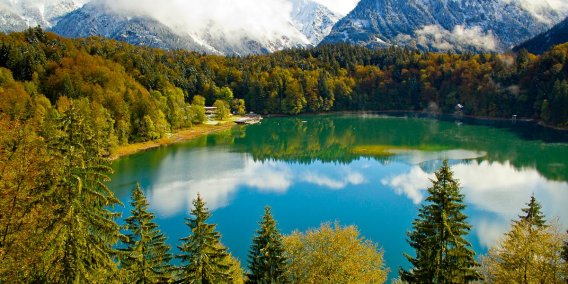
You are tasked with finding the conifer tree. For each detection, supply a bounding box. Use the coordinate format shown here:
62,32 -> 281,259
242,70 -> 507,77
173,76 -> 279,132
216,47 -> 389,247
400,160 -> 481,283
177,193 -> 233,283
42,103 -> 122,282
517,193 -> 547,227
120,183 -> 173,283
247,206 -> 287,283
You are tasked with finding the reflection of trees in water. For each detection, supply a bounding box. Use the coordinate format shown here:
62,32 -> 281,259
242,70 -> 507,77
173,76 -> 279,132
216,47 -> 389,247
113,115 -> 567,185
234,116 -> 361,164
230,115 -> 567,181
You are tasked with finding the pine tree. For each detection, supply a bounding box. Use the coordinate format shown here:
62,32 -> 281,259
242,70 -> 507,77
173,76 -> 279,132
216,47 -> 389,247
517,193 -> 547,227
400,160 -> 481,283
177,193 -> 233,283
120,183 -> 173,283
247,206 -> 287,283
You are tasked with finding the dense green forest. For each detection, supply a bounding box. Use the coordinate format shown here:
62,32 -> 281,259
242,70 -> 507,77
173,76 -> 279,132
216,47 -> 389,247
0,28 -> 567,151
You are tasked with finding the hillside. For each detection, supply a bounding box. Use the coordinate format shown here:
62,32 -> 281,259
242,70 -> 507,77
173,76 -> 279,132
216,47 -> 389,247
514,16 -> 568,54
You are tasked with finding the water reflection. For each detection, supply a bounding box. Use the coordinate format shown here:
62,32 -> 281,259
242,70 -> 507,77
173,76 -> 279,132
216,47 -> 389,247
301,170 -> 366,190
146,147 -> 375,215
382,160 -> 568,248
110,114 -> 568,279
147,149 -> 292,216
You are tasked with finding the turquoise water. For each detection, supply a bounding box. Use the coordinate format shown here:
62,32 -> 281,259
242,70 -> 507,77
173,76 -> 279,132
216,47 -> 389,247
110,114 -> 568,279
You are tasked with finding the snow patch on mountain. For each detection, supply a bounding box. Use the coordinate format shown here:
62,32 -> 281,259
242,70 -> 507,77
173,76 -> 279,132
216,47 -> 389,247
2,0 -> 342,54
0,0 -> 88,32
322,0 -> 568,52
290,0 -> 342,45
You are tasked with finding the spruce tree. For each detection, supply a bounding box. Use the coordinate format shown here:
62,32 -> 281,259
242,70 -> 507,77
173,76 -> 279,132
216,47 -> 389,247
400,160 -> 481,283
247,206 -> 287,283
517,193 -> 547,227
177,193 -> 233,283
120,183 -> 173,283
41,103 -> 122,282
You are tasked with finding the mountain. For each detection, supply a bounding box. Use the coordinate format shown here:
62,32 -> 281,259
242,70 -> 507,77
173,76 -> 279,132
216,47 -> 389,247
0,0 -> 89,33
321,0 -> 568,52
514,16 -> 568,54
3,0 -> 341,55
50,2 -> 216,53
290,0 -> 342,46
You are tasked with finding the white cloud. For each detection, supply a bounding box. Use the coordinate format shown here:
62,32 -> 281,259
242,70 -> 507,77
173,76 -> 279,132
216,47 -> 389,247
506,0 -> 568,23
311,0 -> 360,15
98,0 -> 308,47
412,25 -> 500,52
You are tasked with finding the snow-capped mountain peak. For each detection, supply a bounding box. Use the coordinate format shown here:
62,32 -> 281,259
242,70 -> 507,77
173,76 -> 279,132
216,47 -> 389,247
290,0 -> 341,45
1,0 -> 341,54
0,0 -> 89,32
321,0 -> 568,52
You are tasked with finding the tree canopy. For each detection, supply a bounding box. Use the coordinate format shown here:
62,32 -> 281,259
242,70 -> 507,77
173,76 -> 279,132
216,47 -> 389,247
283,222 -> 388,283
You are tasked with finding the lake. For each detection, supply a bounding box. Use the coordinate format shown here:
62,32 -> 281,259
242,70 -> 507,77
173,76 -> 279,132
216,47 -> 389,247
110,113 -> 568,279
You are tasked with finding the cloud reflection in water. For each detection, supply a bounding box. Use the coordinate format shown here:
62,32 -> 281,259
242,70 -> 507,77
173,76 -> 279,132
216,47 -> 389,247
382,159 -> 568,248
142,146 -> 567,250
145,149 -> 367,216
147,149 -> 292,216
301,170 -> 366,190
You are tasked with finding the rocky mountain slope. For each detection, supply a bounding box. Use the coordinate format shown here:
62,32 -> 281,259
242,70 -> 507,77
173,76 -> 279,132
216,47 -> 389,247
0,0 -> 88,32
290,0 -> 341,45
3,0 -> 341,55
321,0 -> 568,52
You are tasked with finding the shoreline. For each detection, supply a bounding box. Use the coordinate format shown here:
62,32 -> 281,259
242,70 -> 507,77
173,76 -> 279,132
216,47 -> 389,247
111,121 -> 237,160
112,110 -> 567,160
295,110 -> 568,131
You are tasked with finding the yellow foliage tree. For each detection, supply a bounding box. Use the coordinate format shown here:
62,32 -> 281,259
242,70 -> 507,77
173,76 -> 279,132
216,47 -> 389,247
283,222 -> 388,283
480,220 -> 568,283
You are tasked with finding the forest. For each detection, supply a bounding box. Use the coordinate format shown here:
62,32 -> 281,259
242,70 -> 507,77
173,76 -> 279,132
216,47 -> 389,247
1,27 -> 567,150
0,28 -> 568,282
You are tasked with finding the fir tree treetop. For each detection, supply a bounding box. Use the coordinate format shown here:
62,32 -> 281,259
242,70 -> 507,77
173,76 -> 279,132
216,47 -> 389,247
517,193 -> 547,227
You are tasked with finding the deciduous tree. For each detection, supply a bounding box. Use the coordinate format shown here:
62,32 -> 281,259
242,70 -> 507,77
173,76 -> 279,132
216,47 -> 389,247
213,99 -> 230,121
480,196 -> 567,284
284,222 -> 387,283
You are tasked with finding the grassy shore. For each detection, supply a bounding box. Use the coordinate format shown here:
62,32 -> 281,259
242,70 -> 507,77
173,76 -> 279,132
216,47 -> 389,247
112,121 -> 236,159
